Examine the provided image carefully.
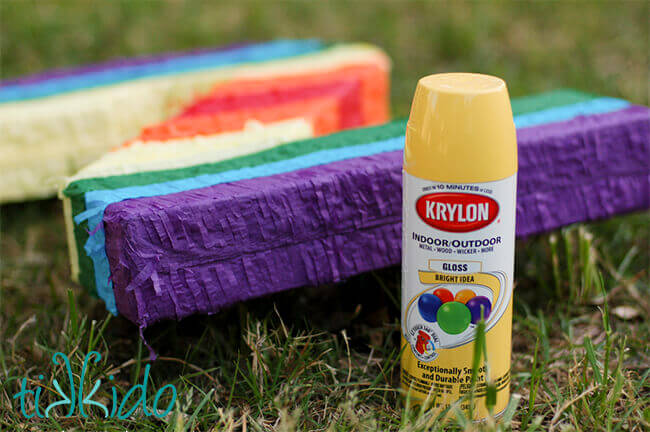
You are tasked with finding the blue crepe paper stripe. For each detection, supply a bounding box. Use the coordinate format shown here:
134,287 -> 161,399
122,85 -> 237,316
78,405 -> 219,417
514,97 -> 629,129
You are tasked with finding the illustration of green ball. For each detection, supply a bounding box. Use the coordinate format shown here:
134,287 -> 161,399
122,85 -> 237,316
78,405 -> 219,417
436,301 -> 471,334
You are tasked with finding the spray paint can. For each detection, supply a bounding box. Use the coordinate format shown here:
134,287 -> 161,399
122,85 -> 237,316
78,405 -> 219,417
401,73 -> 517,419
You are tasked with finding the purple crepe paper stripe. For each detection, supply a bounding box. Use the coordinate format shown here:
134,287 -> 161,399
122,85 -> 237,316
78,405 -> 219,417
119,159 -> 643,355
104,107 -> 650,327
105,152 -> 404,325
103,104 -> 649,326
105,166 -> 648,327
517,174 -> 649,237
116,169 -> 647,329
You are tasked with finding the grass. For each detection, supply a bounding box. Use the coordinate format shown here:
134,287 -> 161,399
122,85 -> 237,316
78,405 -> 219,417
0,1 -> 649,430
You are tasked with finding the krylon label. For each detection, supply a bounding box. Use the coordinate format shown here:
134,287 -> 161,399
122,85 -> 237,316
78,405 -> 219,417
415,193 -> 499,232
401,172 -> 517,417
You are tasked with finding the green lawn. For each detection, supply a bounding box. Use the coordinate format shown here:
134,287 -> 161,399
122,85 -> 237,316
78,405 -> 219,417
1,1 -> 648,431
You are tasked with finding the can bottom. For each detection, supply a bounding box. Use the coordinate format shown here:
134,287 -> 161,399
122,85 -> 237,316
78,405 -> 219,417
402,394 -> 509,424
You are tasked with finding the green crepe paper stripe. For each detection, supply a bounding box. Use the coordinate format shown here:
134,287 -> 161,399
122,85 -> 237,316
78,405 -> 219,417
66,89 -> 599,296
509,89 -> 597,114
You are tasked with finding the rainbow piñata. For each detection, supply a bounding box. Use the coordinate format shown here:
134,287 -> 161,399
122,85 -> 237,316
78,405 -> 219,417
61,46 -> 391,313
62,90 -> 649,328
1,40 -> 388,202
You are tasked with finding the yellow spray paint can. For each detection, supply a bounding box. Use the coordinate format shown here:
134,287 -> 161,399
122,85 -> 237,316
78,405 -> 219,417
401,73 -> 517,419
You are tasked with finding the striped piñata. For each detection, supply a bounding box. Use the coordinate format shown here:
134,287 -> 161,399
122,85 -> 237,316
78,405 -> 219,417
61,44 -> 391,313
62,90 -> 649,329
